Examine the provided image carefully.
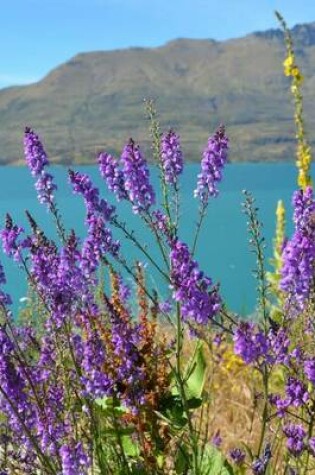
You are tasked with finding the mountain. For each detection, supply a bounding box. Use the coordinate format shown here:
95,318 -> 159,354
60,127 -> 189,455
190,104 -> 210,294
1,22 -> 315,165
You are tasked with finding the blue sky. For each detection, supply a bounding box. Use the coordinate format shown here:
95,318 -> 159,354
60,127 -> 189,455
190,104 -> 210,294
0,0 -> 314,89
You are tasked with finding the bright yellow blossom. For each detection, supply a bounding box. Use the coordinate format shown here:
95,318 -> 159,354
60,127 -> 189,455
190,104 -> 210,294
277,11 -> 312,190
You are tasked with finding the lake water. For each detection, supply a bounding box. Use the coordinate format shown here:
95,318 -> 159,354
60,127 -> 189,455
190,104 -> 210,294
0,163 -> 300,315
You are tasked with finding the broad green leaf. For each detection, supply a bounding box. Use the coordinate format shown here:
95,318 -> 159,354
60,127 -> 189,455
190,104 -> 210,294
121,435 -> 140,457
200,445 -> 235,475
184,341 -> 207,400
186,396 -> 203,409
156,395 -> 188,429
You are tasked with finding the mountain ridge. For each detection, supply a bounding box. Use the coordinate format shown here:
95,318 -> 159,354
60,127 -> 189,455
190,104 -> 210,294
1,21 -> 315,165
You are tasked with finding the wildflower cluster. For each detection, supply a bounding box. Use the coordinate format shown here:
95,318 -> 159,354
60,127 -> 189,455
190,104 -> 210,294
0,120 -> 231,474
1,18 -> 315,473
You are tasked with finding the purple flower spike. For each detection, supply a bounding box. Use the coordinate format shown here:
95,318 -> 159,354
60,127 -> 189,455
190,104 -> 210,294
233,322 -> 268,365
285,377 -> 309,407
283,423 -> 306,457
121,138 -> 155,214
0,261 -> 12,306
81,214 -> 120,277
304,358 -> 315,385
194,125 -> 229,203
0,214 -> 25,262
24,127 -> 57,206
160,129 -> 183,184
280,187 -> 315,308
24,127 -> 49,176
252,444 -> 271,475
35,172 -> 57,205
170,238 -> 221,324
68,169 -> 115,221
98,152 -> 127,201
60,442 -> 90,475
230,448 -> 245,466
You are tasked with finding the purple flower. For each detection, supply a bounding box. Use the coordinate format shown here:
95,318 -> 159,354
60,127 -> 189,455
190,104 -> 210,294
269,394 -> 290,417
68,169 -> 115,221
283,423 -> 306,457
269,328 -> 290,365
0,214 -> 25,262
251,444 -> 271,473
60,442 -> 90,475
252,443 -> 272,475
98,152 -> 127,201
194,125 -> 229,203
158,299 -> 172,314
230,448 -> 245,465
24,127 -> 49,176
211,430 -> 222,448
24,127 -> 57,206
151,210 -> 172,240
280,187 -> 315,308
170,238 -> 221,324
233,322 -> 268,364
160,129 -> 183,184
285,377 -> 309,407
121,139 -> 155,214
309,437 -> 315,456
81,214 -> 120,277
34,172 -> 57,206
0,261 -> 12,306
252,459 -> 265,474
117,274 -> 131,303
304,358 -> 315,385
293,187 -> 315,228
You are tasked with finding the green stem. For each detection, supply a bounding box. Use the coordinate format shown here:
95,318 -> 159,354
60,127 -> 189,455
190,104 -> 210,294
192,201 -> 208,257
257,366 -> 269,458
111,396 -> 132,475
303,415 -> 314,475
145,98 -> 172,223
175,303 -> 200,475
143,212 -> 170,270
49,202 -> 67,244
112,216 -> 170,282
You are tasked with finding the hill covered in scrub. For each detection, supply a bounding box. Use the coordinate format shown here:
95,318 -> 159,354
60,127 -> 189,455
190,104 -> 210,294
1,22 -> 315,165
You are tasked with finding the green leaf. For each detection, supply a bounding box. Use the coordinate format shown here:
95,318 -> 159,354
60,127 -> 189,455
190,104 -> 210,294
94,397 -> 127,417
200,445 -> 235,475
184,341 -> 207,400
157,454 -> 164,469
240,442 -> 254,462
121,435 -> 140,457
156,394 -> 188,429
186,396 -> 203,409
175,444 -> 190,474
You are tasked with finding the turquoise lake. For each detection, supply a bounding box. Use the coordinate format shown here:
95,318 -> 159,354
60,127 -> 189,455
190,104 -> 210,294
0,163 -> 300,315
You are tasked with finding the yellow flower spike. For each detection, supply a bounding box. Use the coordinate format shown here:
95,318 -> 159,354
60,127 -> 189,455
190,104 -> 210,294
266,199 -> 287,319
276,11 -> 313,190
275,200 -> 285,256
283,54 -> 294,69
